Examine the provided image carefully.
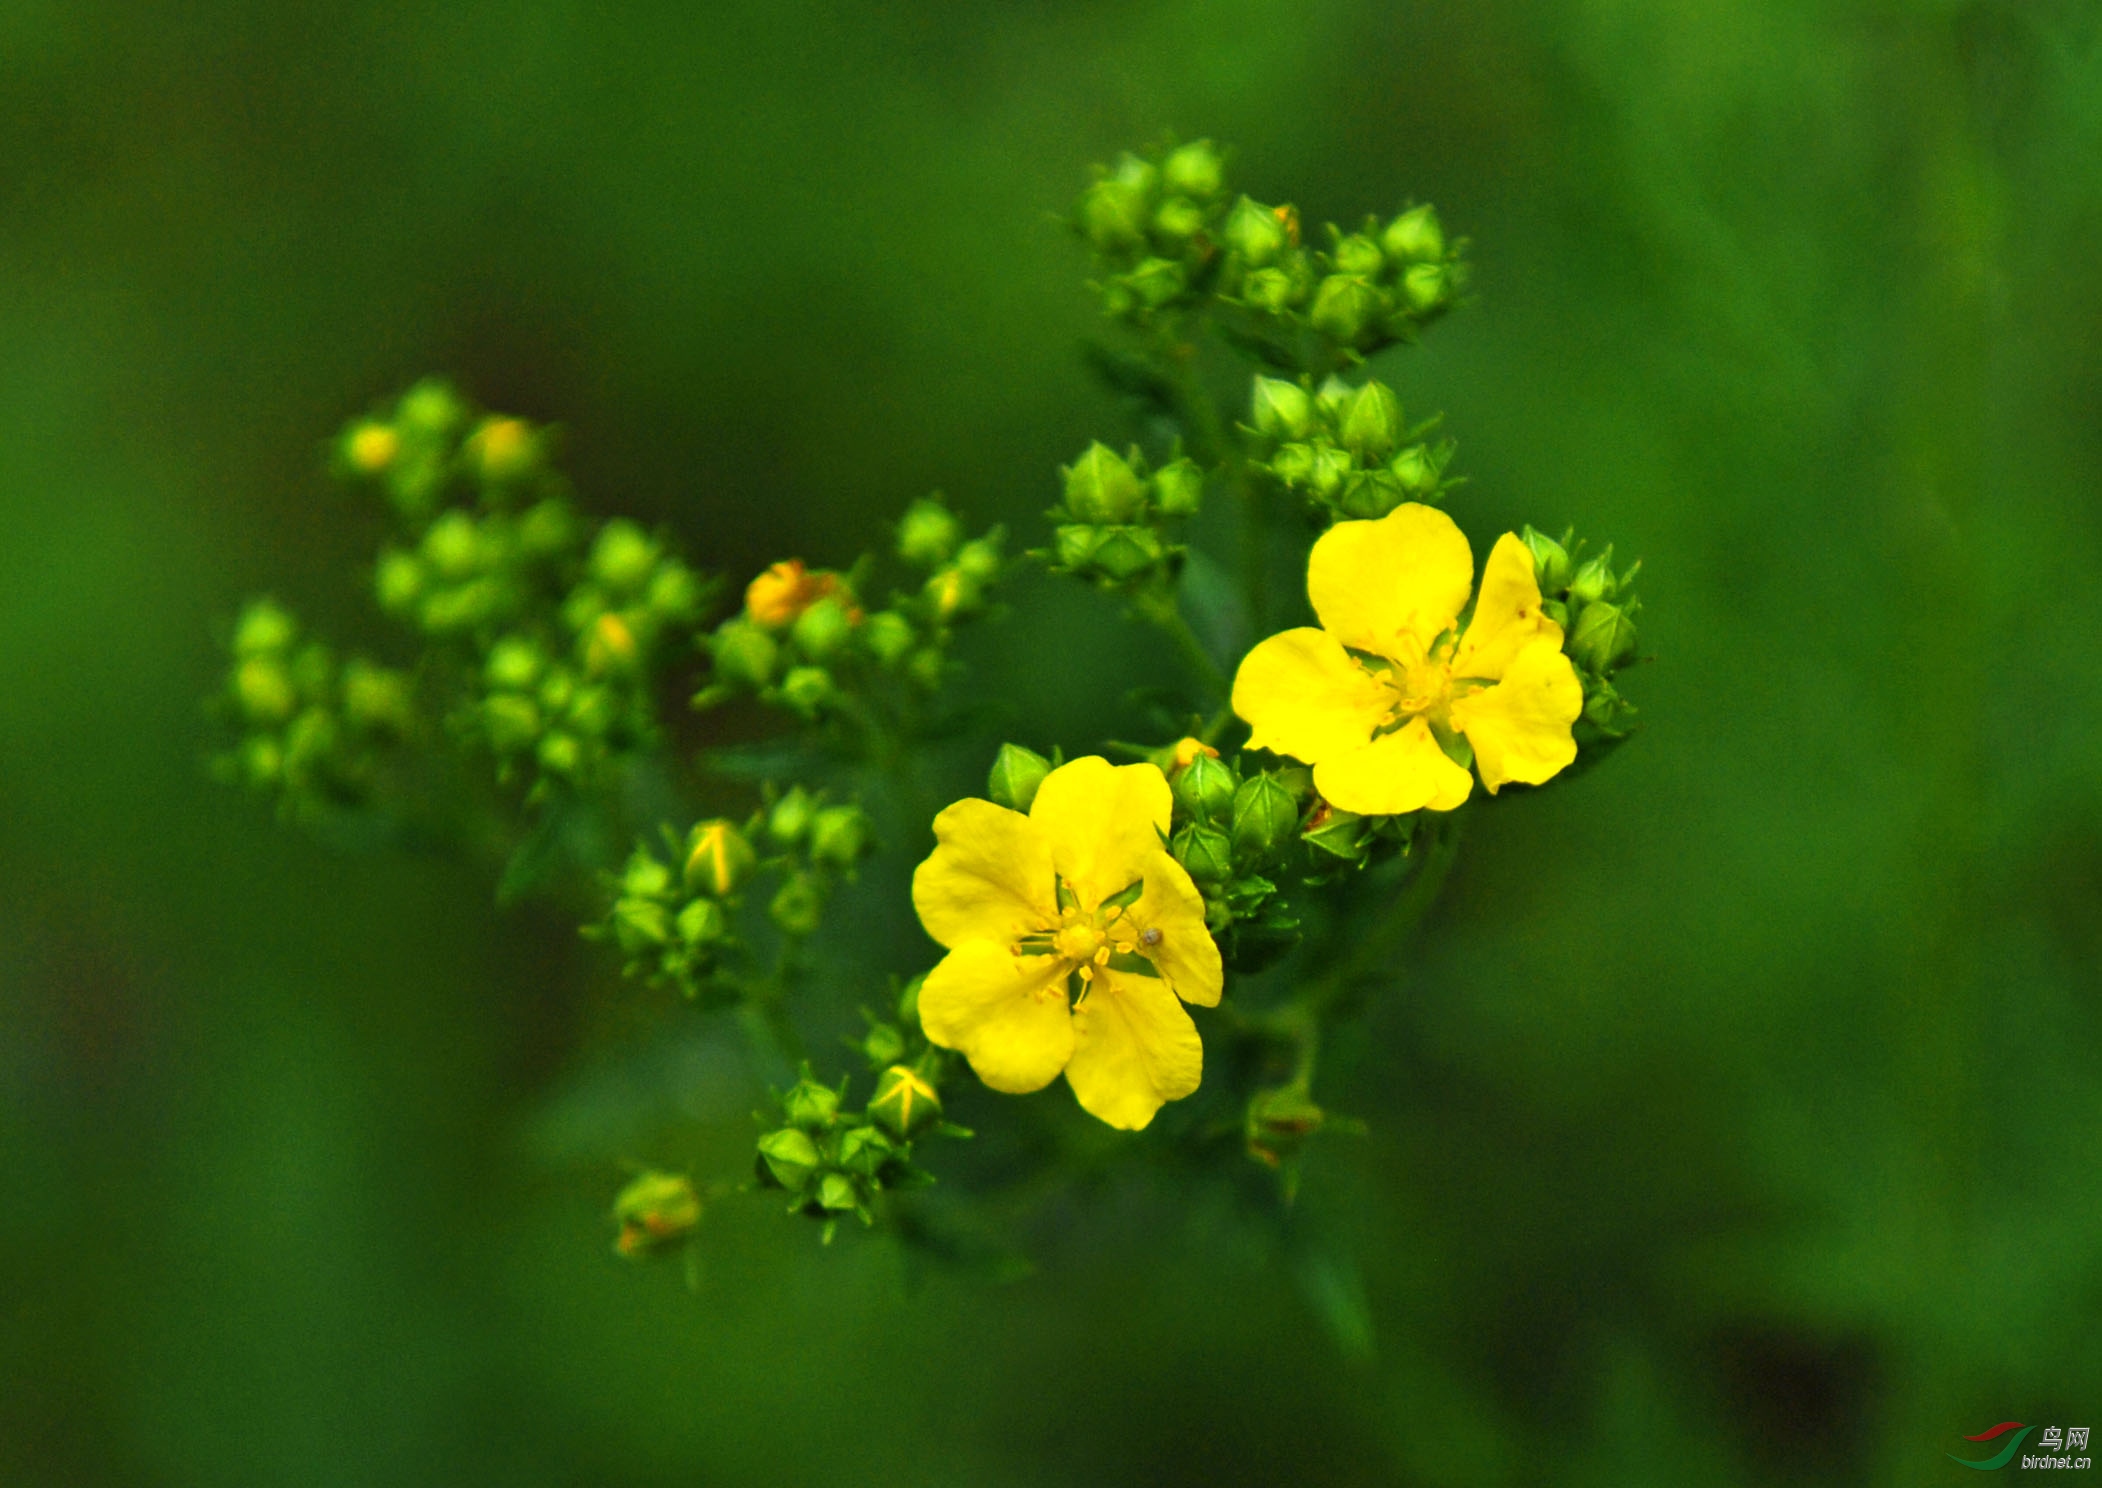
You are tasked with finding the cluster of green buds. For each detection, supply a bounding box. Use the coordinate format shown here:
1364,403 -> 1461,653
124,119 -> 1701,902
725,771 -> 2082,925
334,377 -> 556,523
213,598 -> 415,819
1151,739 -> 1418,967
599,791 -> 877,1001
756,783 -> 875,938
1520,526 -> 1644,742
1042,442 -> 1203,588
473,519 -> 705,792
1073,140 -> 1230,327
1242,373 -> 1458,522
1217,199 -> 1468,360
699,496 -> 1003,719
752,1047 -> 958,1243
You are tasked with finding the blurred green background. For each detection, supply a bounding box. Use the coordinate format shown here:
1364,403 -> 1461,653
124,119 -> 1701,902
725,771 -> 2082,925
5,1 -> 2100,1483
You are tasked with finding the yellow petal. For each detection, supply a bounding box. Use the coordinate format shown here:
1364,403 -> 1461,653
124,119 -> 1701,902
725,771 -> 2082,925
1450,533 -> 1563,683
1307,502 -> 1474,659
1126,849 -> 1223,1007
1231,627 -> 1390,765
1448,638 -> 1582,792
918,942 -> 1074,1094
1029,755 -> 1170,908
1064,969 -> 1202,1130
911,798 -> 1056,949
1312,715 -> 1475,815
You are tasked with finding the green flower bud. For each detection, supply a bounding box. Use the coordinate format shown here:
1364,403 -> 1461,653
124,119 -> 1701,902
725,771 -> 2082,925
1568,548 -> 1618,605
233,599 -> 297,658
1334,470 -> 1405,521
1063,442 -> 1147,523
1162,139 -> 1224,201
1172,752 -> 1238,824
988,742 -> 1052,811
1520,525 -> 1573,594
1340,380 -> 1404,460
1309,274 -> 1387,346
341,660 -> 413,733
1331,232 -> 1385,278
756,1127 -> 821,1191
1399,260 -> 1448,313
239,735 -> 282,787
1231,774 -> 1300,859
1390,444 -> 1443,498
564,684 -> 619,738
1078,170 -> 1151,252
676,896 -> 728,948
485,635 -> 545,693
612,896 -> 672,955
896,974 -> 924,1030
373,551 -> 424,616
1568,600 -> 1639,674
1239,265 -> 1299,315
860,610 -> 916,667
233,656 -> 297,725
782,1073 -> 842,1132
952,534 -> 1003,583
905,649 -> 946,691
484,694 -> 537,756
769,872 -> 826,937
396,378 -> 465,437
622,850 -> 674,901
808,804 -> 873,869
1151,196 -> 1208,243
644,562 -> 702,624
684,819 -> 756,897
789,594 -> 855,661
282,707 -> 337,772
1119,256 -> 1187,311
612,1170 -> 701,1258
1171,823 -> 1235,884
465,416 -> 539,484
861,1021 -> 907,1069
1269,442 -> 1316,488
816,1172 -> 862,1214
1303,804 -> 1368,859
922,567 -> 982,622
535,730 -> 583,778
1309,444 -> 1353,500
710,619 -> 779,689
1087,526 -> 1166,582
896,496 -> 962,568
1053,524 -> 1102,571
766,785 -> 817,847
1151,457 -> 1204,518
515,497 -> 580,560
421,510 -> 487,582
1222,196 -> 1290,267
836,1124 -> 896,1180
1381,204 -> 1445,263
1250,377 -> 1315,441
588,520 -> 658,597
868,1064 -> 942,1140
777,664 -> 833,716
537,668 -> 575,715
1541,598 -> 1570,629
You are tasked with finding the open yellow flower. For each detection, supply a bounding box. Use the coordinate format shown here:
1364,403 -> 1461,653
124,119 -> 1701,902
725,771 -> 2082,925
911,756 -> 1223,1130
1232,503 -> 1582,814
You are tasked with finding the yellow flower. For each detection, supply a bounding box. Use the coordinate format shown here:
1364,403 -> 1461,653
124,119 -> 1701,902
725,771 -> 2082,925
911,756 -> 1223,1130
1231,502 -> 1582,814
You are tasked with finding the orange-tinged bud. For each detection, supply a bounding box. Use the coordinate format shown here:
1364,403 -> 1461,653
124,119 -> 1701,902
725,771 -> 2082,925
744,560 -> 858,630
1169,736 -> 1218,771
584,611 -> 640,675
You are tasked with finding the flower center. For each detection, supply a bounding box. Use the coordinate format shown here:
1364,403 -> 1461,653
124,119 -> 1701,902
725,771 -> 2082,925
1053,920 -> 1107,964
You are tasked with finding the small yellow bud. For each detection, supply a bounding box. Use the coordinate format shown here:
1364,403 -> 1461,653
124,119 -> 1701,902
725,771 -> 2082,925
466,416 -> 537,483
344,421 -> 400,475
683,819 -> 756,897
584,611 -> 640,675
1169,736 -> 1218,771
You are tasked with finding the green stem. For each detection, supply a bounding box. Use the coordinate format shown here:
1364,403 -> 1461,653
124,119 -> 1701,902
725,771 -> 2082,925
1133,587 -> 1230,703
